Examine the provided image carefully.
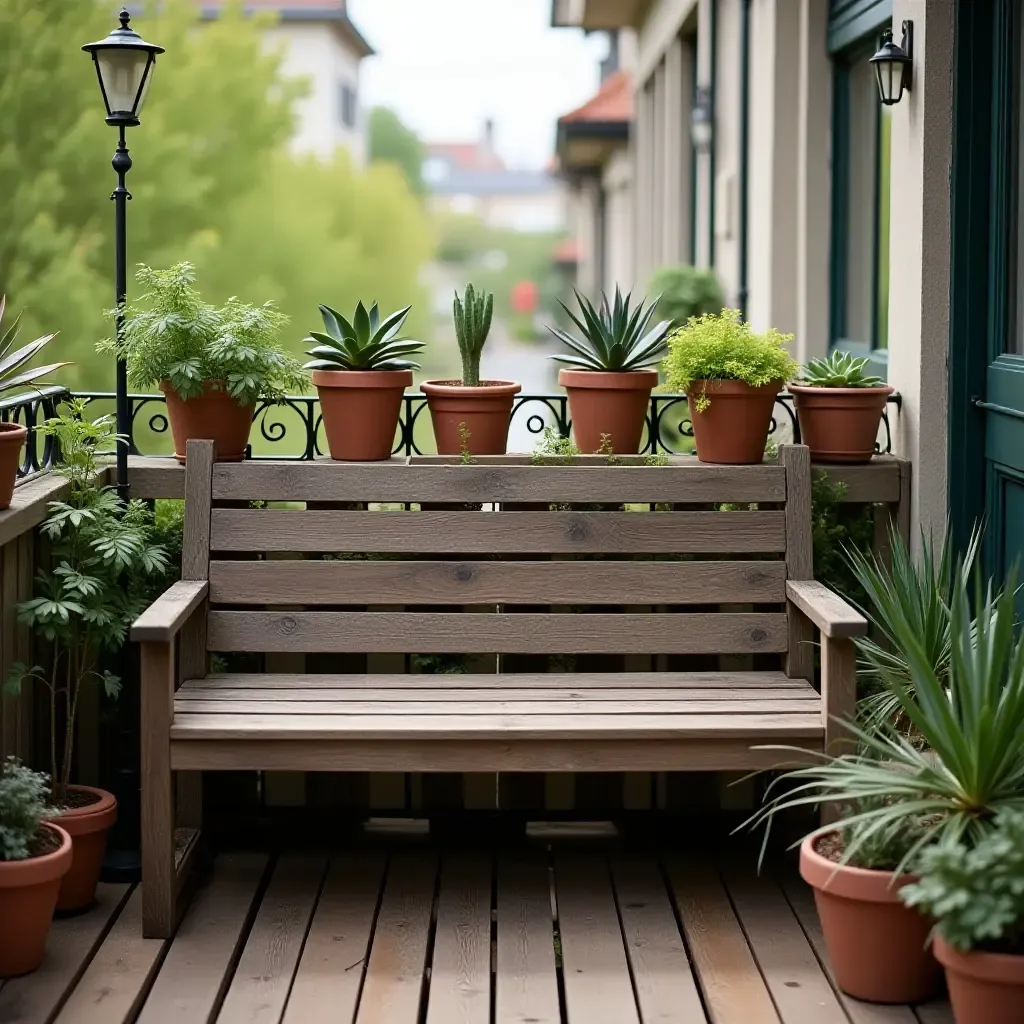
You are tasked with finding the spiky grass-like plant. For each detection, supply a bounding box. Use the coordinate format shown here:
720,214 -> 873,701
454,284 -> 493,387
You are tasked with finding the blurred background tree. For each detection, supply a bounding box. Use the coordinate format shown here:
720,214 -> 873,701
647,265 -> 724,329
368,106 -> 426,198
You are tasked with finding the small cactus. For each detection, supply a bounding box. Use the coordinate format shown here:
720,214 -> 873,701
454,284 -> 493,387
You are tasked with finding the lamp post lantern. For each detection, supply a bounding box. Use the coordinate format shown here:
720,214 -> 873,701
83,8 -> 164,496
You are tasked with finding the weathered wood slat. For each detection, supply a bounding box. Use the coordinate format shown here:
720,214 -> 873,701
210,460 -> 786,503
206,611 -> 790,654
209,557 -> 788,604
210,509 -> 787,554
786,580 -> 867,638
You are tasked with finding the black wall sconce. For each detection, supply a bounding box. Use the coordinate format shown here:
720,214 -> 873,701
690,85 -> 714,152
870,21 -> 913,106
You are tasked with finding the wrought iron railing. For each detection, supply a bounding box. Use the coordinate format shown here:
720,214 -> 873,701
0,385 -> 69,478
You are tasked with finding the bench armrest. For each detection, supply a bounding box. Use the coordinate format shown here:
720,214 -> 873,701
132,580 -> 209,643
786,580 -> 867,638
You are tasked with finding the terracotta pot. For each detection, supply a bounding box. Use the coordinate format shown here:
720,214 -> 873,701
160,381 -> 254,463
46,786 -> 117,913
0,823 -> 72,977
935,934 -> 1024,1024
800,836 -> 941,1004
558,368 -> 657,454
421,379 -> 522,455
0,421 -> 27,510
686,379 -> 782,464
789,384 -> 894,463
313,368 -> 411,461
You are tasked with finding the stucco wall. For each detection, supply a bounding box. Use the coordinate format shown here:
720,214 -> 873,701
603,148 -> 635,293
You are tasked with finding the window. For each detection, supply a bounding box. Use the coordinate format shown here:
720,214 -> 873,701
339,82 -> 357,129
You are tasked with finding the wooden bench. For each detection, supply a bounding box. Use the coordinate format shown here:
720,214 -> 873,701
131,439 -> 866,937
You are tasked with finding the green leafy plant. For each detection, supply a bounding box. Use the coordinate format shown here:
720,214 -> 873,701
902,809 -> 1024,953
304,300 -> 424,372
102,262 -> 306,405
458,422 -> 475,464
647,266 -> 724,328
798,351 -> 886,388
4,403 -> 170,804
0,296 -> 67,396
811,473 -> 874,610
530,425 -> 580,464
0,758 -> 54,861
644,452 -> 670,466
548,288 -> 671,372
453,284 -> 494,386
838,798 -> 933,871
663,309 -> 797,411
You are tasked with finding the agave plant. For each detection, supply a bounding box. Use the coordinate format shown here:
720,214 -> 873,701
798,350 -> 885,388
548,288 -> 671,372
304,301 -> 424,372
0,296 -> 65,395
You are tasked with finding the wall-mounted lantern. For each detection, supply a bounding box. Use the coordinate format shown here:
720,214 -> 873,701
690,86 -> 714,152
869,21 -> 913,106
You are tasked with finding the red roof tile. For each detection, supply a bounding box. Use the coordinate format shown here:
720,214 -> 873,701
553,238 -> 581,263
559,70 -> 633,125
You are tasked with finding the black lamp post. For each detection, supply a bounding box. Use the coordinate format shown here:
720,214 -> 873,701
83,8 -> 164,496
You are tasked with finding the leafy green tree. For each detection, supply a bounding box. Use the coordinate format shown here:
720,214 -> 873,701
368,107 -> 425,197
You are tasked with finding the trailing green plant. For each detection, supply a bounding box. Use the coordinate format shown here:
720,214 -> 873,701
901,809 -> 1024,953
102,262 -> 306,405
647,265 -> 724,328
798,350 -> 886,388
4,402 -> 170,804
0,296 -> 67,397
304,300 -> 424,372
453,284 -> 494,387
810,473 -> 874,609
0,758 -> 53,861
663,309 -> 797,411
548,287 -> 671,372
744,563 -> 1024,873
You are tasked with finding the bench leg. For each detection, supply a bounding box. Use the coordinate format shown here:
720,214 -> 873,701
141,641 -> 176,938
820,635 -> 857,827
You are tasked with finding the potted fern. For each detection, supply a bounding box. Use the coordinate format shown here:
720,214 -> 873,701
0,759 -> 72,977
548,287 -> 671,454
0,296 -> 67,509
663,309 -> 796,463
789,351 -> 894,462
103,263 -> 305,462
305,300 -> 424,460
422,284 -> 521,455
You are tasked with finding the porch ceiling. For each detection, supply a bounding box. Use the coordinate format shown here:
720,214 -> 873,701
551,0 -> 652,29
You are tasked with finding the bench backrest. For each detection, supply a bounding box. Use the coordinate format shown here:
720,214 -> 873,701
181,443 -> 812,664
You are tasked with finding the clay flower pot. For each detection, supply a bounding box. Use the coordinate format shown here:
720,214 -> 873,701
0,421 -> 27,510
789,384 -> 894,463
934,934 -> 1024,1024
160,381 -> 254,463
800,835 -> 942,1004
46,786 -> 117,913
686,379 -> 783,464
421,379 -> 521,455
0,823 -> 72,977
313,368 -> 411,461
558,368 -> 657,454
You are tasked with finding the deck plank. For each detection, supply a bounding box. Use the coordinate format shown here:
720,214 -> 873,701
425,854 -> 492,1024
282,853 -> 387,1024
53,886 -> 170,1024
555,854 -> 640,1024
0,883 -> 131,1024
355,852 -> 438,1024
135,854 -> 268,1024
611,855 -> 707,1023
216,853 -> 327,1024
495,855 -> 560,1024
665,856 -> 781,1024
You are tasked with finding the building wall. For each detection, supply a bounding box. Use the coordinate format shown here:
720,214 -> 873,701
603,148 -> 635,293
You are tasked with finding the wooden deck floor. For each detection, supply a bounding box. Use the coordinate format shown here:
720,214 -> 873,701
0,839 -> 953,1024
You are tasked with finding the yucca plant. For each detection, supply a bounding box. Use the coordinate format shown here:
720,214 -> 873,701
304,301 -> 424,372
798,350 -> 886,388
0,295 -> 66,396
549,287 -> 671,372
454,284 -> 493,386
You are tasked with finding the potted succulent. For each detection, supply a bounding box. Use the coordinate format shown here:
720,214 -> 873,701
5,403 -> 169,911
663,309 -> 797,463
902,809 -> 1024,1024
0,759 -> 72,977
789,351 -> 894,462
0,296 -> 67,509
103,263 -> 305,462
422,284 -> 521,455
305,300 -> 424,461
549,288 -> 671,454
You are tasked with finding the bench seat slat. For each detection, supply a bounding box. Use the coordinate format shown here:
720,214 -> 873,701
177,687 -> 814,702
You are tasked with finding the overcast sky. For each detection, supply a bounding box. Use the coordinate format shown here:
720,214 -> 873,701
347,0 -> 608,169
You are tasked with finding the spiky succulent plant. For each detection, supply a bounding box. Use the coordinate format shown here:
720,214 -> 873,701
454,284 -> 493,387
798,350 -> 886,388
0,296 -> 66,396
304,302 -> 424,372
548,288 -> 671,372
